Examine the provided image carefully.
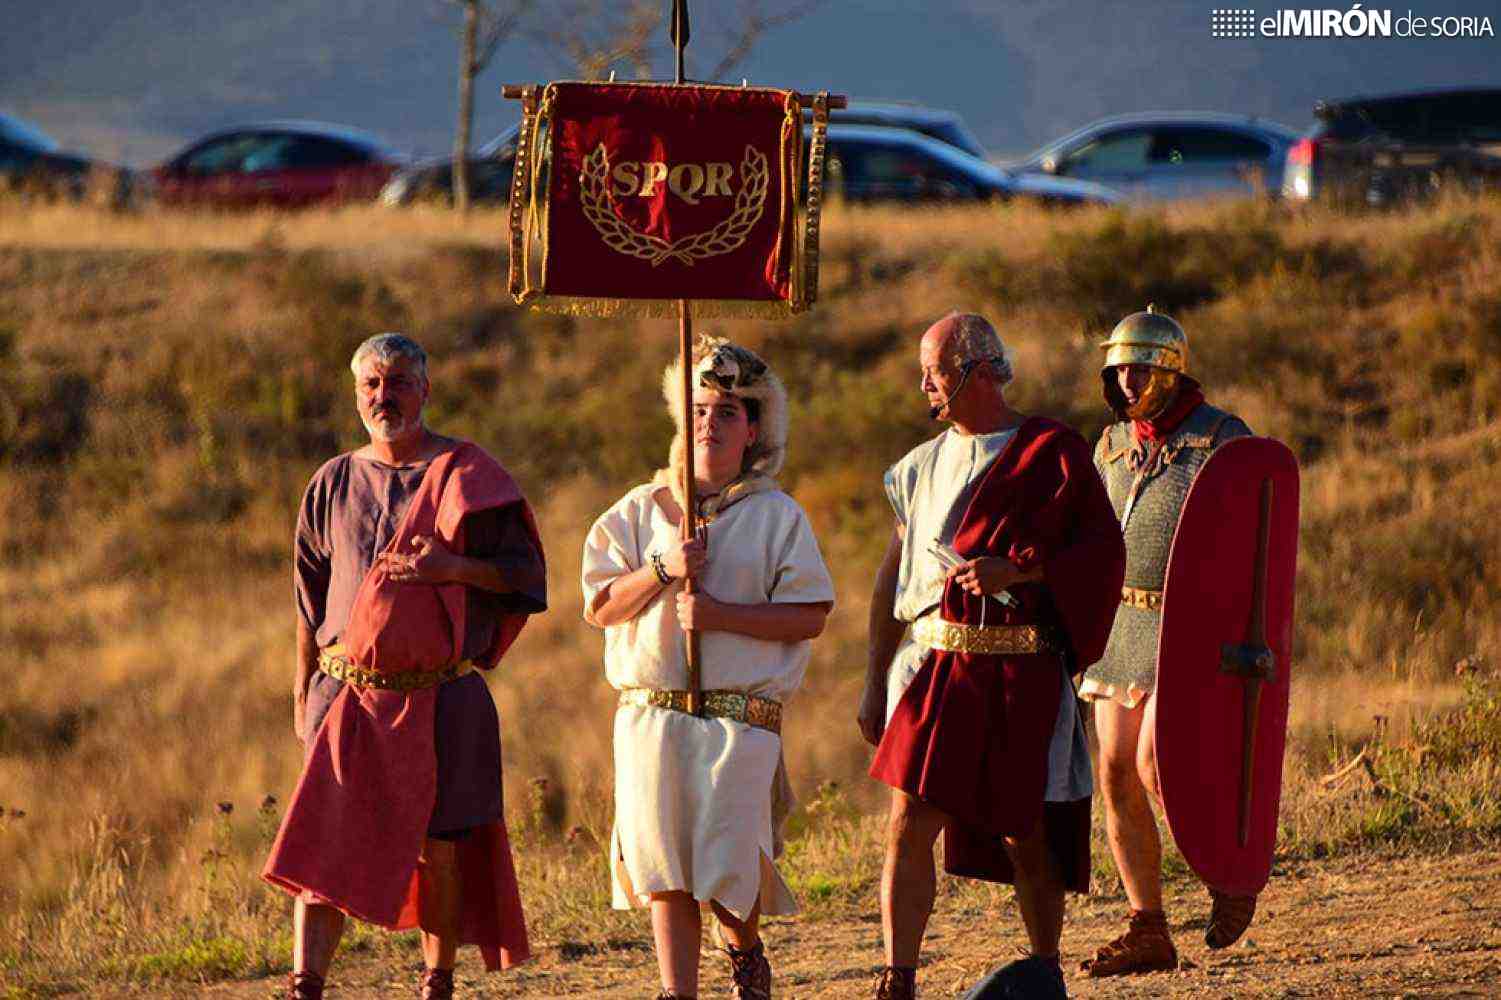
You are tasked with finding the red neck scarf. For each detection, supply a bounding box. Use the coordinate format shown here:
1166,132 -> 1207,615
1133,381 -> 1205,444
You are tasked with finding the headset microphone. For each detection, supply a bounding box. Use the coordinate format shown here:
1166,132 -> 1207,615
928,361 -> 980,420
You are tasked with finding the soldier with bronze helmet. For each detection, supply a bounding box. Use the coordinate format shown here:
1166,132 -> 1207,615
1078,307 -> 1258,977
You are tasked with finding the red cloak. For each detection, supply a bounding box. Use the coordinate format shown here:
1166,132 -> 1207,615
263,441 -> 542,970
869,417 -> 1125,890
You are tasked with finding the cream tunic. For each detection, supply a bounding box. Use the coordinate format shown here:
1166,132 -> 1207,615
883,428 -> 1092,803
582,483 -> 835,919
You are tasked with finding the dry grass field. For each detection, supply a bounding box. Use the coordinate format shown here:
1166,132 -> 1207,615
1,195 -> 1499,997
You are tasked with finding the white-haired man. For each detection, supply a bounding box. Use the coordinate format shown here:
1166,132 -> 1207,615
859,313 -> 1125,999
263,333 -> 546,1000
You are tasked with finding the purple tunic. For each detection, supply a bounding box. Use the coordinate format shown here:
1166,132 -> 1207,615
294,449 -> 547,835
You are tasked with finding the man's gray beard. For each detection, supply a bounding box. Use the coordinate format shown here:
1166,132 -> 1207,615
361,414 -> 420,442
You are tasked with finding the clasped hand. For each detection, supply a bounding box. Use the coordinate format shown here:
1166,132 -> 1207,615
675,588 -> 728,632
947,555 -> 1027,596
655,532 -> 718,630
660,534 -> 708,579
378,534 -> 463,584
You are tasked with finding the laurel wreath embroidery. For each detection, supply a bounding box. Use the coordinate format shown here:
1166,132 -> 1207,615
578,143 -> 769,267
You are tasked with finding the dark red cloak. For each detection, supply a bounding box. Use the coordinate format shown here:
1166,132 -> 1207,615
869,417 -> 1125,891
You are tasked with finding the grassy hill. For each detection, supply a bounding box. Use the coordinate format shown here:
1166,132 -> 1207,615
1,196 -> 1499,993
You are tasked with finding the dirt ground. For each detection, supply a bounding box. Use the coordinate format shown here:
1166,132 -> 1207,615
98,849 -> 1501,998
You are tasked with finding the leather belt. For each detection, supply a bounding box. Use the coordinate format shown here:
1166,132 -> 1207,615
1121,586 -> 1164,612
318,646 -> 475,692
911,615 -> 1055,656
618,688 -> 783,736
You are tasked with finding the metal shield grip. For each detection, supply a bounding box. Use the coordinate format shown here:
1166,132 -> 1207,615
1154,436 -> 1300,898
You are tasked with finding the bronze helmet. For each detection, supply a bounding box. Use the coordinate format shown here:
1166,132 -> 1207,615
1099,305 -> 1189,420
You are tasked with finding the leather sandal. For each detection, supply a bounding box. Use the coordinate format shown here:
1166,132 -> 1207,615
288,971 -> 325,1000
1080,908 -> 1178,977
420,967 -> 455,1000
725,939 -> 772,1000
1206,889 -> 1258,949
874,966 -> 917,1000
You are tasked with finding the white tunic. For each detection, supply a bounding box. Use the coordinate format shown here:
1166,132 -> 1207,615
582,483 -> 835,919
883,428 -> 1093,803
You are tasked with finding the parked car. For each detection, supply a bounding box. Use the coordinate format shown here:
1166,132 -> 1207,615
379,124 -> 522,207
382,120 -> 1117,210
812,100 -> 989,160
1006,112 -> 1299,201
822,124 -> 1119,205
1282,87 -> 1501,206
1,111 -> 128,201
153,121 -> 406,208
381,100 -> 994,209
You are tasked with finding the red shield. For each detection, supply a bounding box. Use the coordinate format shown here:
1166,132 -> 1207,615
1155,437 -> 1299,897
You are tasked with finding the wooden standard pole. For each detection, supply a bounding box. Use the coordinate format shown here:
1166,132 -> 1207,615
679,296 -> 700,716
670,0 -> 703,716
671,0 -> 689,88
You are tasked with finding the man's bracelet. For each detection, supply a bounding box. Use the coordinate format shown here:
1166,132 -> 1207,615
649,550 -> 676,586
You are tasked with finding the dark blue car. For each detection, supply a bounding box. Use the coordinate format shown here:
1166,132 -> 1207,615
0,112 -> 126,201
823,125 -> 1120,205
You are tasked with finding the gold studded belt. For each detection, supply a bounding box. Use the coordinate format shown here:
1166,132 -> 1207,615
1121,586 -> 1164,612
318,646 -> 475,693
911,615 -> 1055,656
618,688 -> 783,736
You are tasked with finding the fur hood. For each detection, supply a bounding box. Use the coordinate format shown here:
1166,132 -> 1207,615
656,336 -> 788,518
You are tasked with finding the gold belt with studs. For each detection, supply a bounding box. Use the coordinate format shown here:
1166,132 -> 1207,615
1121,586 -> 1164,612
911,615 -> 1056,656
618,688 -> 783,736
318,646 -> 475,693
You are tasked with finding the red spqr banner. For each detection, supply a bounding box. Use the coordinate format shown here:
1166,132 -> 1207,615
540,82 -> 802,304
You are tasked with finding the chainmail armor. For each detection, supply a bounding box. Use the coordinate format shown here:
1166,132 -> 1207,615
1083,403 -> 1250,695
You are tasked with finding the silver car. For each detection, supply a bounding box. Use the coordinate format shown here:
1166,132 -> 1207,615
1006,112 -> 1300,201
381,121 -> 1121,209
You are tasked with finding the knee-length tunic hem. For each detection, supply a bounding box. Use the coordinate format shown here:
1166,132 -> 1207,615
583,483 -> 834,921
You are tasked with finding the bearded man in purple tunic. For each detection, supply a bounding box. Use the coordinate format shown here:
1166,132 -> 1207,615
264,333 -> 546,1000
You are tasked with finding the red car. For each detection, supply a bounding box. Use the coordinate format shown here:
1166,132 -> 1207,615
153,121 -> 406,208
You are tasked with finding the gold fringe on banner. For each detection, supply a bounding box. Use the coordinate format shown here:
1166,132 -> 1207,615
506,82 -> 557,306
506,82 -> 826,316
506,86 -> 540,303
527,297 -> 796,320
800,91 -> 831,310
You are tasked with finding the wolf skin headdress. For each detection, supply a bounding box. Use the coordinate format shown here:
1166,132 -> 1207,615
656,336 -> 789,518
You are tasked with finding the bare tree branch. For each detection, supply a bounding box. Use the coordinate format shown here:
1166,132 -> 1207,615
527,0 -> 817,83
440,0 -> 530,213
707,0 -> 823,81
476,0 -> 530,72
527,0 -> 662,81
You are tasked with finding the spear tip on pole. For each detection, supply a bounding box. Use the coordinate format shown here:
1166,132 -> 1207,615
669,0 -> 691,46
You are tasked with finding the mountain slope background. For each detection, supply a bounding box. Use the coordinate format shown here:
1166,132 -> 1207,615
5,0 -> 1501,165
